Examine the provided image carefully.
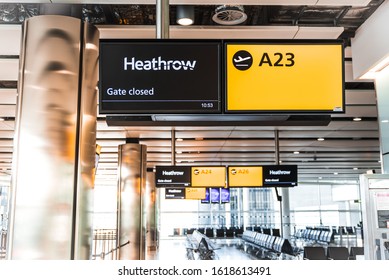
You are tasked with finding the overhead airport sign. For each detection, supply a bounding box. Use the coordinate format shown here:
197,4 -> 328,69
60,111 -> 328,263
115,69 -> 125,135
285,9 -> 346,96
155,165 -> 297,188
262,165 -> 298,187
155,166 -> 191,187
185,188 -> 206,200
191,166 -> 226,187
99,40 -> 221,114
225,41 -> 344,113
227,165 -> 298,187
228,166 -> 263,187
165,188 -> 185,199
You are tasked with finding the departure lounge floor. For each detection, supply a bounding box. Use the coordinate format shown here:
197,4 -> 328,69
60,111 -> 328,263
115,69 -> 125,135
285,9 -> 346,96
146,235 -> 362,261
147,237 -> 257,261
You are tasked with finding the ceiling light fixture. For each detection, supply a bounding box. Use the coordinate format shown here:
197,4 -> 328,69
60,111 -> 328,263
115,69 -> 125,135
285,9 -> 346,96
317,137 -> 325,141
176,5 -> 194,26
353,117 -> 362,121
381,119 -> 389,123
293,151 -> 300,154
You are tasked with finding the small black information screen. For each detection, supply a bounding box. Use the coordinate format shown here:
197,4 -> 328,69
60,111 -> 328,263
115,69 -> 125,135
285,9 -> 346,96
165,188 -> 185,199
262,165 -> 298,187
99,40 -> 221,114
155,166 -> 191,188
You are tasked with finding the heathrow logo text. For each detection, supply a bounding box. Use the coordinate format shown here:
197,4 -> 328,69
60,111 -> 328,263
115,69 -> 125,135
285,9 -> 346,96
124,56 -> 197,71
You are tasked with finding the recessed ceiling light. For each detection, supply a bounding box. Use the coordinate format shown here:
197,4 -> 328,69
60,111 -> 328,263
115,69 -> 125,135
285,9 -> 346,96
317,137 -> 325,141
381,119 -> 389,123
176,151 -> 182,154
353,167 -> 358,170
176,138 -> 183,141
353,117 -> 362,121
0,117 -> 4,121
318,177 -> 322,180
334,172 -> 338,175
293,151 -> 300,154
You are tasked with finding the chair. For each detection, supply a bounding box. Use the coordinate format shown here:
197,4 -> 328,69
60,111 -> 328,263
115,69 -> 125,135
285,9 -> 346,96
303,246 -> 328,260
327,246 -> 350,260
349,247 -> 364,260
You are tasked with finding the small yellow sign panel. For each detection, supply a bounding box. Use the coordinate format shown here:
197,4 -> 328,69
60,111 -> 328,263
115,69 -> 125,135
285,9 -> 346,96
191,167 -> 226,187
226,43 -> 344,112
228,166 -> 263,187
185,188 -> 206,200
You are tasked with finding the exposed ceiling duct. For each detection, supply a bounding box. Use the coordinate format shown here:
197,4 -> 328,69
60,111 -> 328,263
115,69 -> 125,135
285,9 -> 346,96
212,5 -> 247,25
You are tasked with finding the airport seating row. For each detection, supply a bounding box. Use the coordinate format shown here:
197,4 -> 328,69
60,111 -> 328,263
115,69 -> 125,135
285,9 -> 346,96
245,226 -> 281,237
186,230 -> 220,260
296,228 -> 334,244
303,245 -> 364,260
184,227 -> 244,238
241,230 -> 295,259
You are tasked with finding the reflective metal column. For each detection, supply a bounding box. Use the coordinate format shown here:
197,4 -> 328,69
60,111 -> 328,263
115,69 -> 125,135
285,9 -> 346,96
7,15 -> 98,259
117,144 -> 147,260
146,171 -> 158,253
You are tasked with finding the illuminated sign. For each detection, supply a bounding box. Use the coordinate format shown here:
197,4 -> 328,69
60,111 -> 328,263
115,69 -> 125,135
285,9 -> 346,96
225,41 -> 344,113
262,165 -> 298,187
210,188 -> 220,203
228,166 -> 263,187
191,166 -> 226,187
165,188 -> 185,199
185,188 -> 206,200
99,40 -> 221,114
201,188 -> 210,203
155,166 -> 191,187
221,188 -> 230,203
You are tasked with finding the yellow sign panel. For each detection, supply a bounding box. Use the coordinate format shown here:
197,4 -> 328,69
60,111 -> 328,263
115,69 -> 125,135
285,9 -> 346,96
226,43 -> 344,112
185,188 -> 206,200
228,166 -> 263,187
191,167 -> 226,187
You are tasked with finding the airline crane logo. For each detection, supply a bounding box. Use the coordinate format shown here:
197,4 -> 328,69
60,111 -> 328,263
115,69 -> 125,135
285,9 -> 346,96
232,50 -> 253,71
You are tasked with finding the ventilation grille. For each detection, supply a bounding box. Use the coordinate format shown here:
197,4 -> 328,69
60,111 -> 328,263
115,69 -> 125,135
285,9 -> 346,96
212,5 -> 247,26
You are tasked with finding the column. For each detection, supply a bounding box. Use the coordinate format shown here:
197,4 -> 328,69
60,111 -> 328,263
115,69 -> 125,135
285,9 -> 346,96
375,66 -> 389,173
7,15 -> 98,259
146,171 -> 158,253
117,144 -> 147,260
351,0 -> 389,172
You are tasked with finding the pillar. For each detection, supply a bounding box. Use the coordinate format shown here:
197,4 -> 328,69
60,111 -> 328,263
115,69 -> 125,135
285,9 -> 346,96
117,144 -> 147,260
146,171 -> 158,253
351,0 -> 389,172
375,66 -> 389,173
156,0 -> 169,39
7,15 -> 98,259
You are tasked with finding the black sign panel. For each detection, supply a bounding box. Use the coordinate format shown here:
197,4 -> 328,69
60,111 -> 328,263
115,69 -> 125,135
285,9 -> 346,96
262,165 -> 298,187
155,166 -> 191,188
165,188 -> 185,199
99,40 -> 221,114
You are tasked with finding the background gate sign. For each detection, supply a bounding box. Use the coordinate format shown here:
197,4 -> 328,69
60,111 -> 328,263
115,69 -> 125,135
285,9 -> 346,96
155,166 -> 191,187
100,40 -> 221,114
262,165 -> 298,187
225,41 -> 344,113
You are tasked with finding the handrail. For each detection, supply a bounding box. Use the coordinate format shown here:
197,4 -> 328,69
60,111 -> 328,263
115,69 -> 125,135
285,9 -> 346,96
99,240 -> 130,259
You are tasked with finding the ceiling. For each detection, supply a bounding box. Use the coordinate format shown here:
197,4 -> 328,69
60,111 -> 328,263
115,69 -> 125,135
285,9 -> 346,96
0,0 -> 385,187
